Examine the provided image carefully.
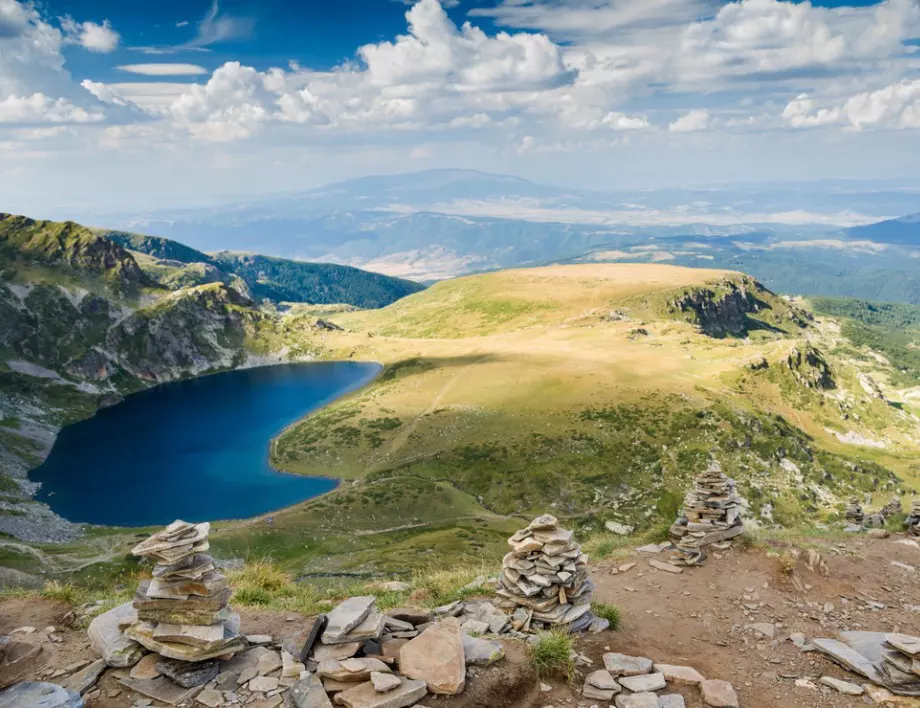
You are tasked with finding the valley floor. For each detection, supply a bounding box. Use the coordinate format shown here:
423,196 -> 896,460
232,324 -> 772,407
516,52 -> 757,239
5,531 -> 920,707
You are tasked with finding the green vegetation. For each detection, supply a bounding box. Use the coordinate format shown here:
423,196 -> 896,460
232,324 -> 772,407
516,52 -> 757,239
811,297 -> 920,329
528,630 -> 576,681
591,602 -> 622,630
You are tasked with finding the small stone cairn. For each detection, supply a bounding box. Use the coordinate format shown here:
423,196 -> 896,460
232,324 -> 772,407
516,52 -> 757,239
906,499 -> 920,536
495,515 -> 604,633
669,460 -> 744,566
844,495 -> 865,525
881,496 -> 903,519
124,520 -> 245,661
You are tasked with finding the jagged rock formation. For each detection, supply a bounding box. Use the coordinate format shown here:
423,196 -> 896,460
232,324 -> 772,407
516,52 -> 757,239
786,343 -> 835,389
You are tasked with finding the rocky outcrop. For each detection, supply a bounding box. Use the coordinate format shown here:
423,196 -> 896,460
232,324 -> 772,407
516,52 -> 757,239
786,343 -> 835,390
669,277 -> 809,338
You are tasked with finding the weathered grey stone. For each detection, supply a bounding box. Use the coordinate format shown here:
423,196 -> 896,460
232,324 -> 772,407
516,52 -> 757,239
648,560 -> 683,574
659,695 -> 686,708
317,658 -> 391,683
619,672 -> 666,692
615,693 -> 660,708
155,657 -> 218,688
313,642 -> 362,662
585,669 -> 618,690
603,653 -> 653,676
250,675 -> 280,693
283,616 -> 327,662
335,678 -> 427,708
282,650 -> 306,678
812,638 -> 885,683
700,679 -> 739,708
0,682 -> 83,708
819,676 -> 864,695
370,672 -> 401,692
286,673 -> 333,708
88,602 -> 145,668
460,634 -> 504,667
63,659 -> 106,695
654,664 -> 704,686
583,683 -> 618,700
118,676 -> 201,706
322,598 -> 375,643
385,608 -> 432,626
886,634 -> 920,656
129,653 -> 162,680
399,622 -> 465,695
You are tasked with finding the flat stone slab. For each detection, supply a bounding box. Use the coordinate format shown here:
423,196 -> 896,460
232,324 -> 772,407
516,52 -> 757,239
583,684 -> 618,701
618,672 -> 666,692
288,673 -> 333,708
654,664 -> 704,686
887,634 -> 920,656
155,657 -> 218,688
323,597 -> 375,643
399,622 -> 465,695
62,658 -> 106,695
371,671 -> 402,692
648,560 -> 684,574
318,658 -> 391,683
335,678 -> 427,708
820,676 -> 864,695
313,642 -> 362,661
700,679 -> 739,708
283,616 -> 327,662
603,653 -> 653,677
615,693 -> 660,708
660,695 -> 686,708
0,682 -> 83,708
812,638 -> 885,684
585,669 -> 618,691
118,676 -> 201,706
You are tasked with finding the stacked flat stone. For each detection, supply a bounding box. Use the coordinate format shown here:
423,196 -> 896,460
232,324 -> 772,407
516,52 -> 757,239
844,496 -> 865,524
906,500 -> 920,536
881,497 -> 903,519
124,520 -> 245,661
880,634 -> 920,691
669,460 -> 744,566
495,515 -> 600,633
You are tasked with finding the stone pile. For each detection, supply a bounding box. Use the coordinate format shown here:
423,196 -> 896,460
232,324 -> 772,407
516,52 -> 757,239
495,515 -> 604,633
814,631 -> 920,696
881,497 -> 903,519
844,496 -> 865,525
582,652 -> 739,708
906,500 -> 920,535
124,520 -> 245,662
668,460 -> 744,566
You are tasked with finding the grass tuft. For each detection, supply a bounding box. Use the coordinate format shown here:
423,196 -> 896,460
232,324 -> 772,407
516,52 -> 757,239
528,630 -> 575,681
591,601 -> 621,630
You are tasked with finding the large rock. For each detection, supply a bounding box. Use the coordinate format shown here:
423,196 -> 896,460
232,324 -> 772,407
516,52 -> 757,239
87,602 -> 145,668
335,678 -> 427,708
700,679 -> 739,708
460,634 -> 504,667
399,622 -> 465,695
0,682 -> 83,708
286,673 -> 333,708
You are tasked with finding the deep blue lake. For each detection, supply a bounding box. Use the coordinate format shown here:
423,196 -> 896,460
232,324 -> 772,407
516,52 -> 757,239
30,362 -> 381,527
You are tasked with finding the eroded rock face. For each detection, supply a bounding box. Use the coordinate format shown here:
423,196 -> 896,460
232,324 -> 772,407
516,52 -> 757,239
785,343 -> 835,390
669,279 -> 760,338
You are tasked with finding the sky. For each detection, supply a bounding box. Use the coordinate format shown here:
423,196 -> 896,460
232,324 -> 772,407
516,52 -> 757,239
2,0 -> 920,214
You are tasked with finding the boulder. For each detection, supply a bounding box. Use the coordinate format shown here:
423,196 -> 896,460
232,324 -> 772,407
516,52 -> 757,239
335,678 -> 427,708
0,682 -> 83,708
399,622 -> 466,695
700,679 -> 739,708
286,673 -> 333,708
87,602 -> 145,668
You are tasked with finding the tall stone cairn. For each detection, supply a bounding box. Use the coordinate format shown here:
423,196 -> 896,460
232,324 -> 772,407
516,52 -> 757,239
907,499 -> 920,536
669,460 -> 744,566
124,520 -> 245,661
495,515 -> 603,633
844,495 -> 865,524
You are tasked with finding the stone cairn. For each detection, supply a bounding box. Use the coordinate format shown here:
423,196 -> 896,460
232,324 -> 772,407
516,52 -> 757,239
495,515 -> 604,633
124,520 -> 245,662
881,496 -> 903,519
844,495 -> 865,525
907,499 -> 920,536
669,460 -> 744,566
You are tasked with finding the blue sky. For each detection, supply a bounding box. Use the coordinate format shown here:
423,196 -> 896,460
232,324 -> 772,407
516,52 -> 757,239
2,0 -> 920,213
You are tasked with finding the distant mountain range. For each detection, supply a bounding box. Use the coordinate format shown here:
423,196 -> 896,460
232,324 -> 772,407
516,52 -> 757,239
30,169 -> 920,302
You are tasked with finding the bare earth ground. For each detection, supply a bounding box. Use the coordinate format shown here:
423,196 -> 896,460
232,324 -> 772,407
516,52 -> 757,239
3,534 -> 920,707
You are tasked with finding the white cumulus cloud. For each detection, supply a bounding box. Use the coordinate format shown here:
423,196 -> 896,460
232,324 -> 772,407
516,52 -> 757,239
61,17 -> 120,53
669,109 -> 711,132
0,93 -> 103,123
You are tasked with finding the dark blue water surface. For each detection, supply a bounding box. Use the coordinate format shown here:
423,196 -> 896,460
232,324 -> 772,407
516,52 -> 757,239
30,362 -> 381,527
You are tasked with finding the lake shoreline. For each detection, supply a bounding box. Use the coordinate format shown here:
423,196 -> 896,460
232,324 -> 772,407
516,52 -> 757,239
10,358 -> 381,543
